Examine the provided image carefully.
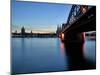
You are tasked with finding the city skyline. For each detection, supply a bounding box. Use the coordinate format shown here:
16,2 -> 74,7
12,1 -> 72,33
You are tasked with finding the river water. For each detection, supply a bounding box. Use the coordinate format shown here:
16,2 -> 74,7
12,37 -> 96,74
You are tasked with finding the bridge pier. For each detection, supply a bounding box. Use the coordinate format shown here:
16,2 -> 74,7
61,32 -> 85,43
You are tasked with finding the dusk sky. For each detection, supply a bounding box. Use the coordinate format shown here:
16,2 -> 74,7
12,1 -> 72,33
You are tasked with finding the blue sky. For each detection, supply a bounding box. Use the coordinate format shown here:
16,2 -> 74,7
12,1 -> 72,33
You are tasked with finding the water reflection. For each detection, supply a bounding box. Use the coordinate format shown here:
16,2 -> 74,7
62,40 -> 96,70
83,39 -> 96,64
60,43 -> 65,55
12,38 -> 96,74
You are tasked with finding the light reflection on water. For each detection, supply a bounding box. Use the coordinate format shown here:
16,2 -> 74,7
83,39 -> 96,63
12,38 -> 96,74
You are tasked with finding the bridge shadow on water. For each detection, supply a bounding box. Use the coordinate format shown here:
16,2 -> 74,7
62,41 -> 96,71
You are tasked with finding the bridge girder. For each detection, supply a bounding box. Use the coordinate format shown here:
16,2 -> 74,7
67,5 -> 90,26
61,5 -> 96,33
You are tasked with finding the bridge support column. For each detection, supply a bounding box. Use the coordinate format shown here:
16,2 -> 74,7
61,32 -> 85,43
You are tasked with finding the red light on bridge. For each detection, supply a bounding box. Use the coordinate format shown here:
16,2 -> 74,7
61,33 -> 64,40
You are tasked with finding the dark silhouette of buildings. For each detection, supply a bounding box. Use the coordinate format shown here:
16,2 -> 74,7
12,27 -> 56,38
21,27 -> 25,35
56,25 -> 62,36
15,30 -> 17,34
56,23 -> 67,37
